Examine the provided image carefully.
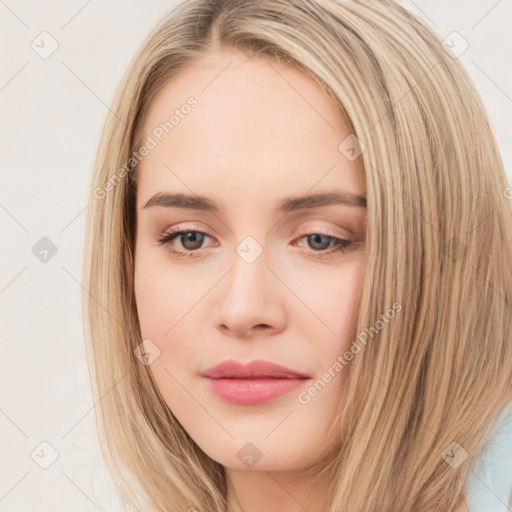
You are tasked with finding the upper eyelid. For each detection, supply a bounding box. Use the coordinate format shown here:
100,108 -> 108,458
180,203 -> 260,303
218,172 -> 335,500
162,223 -> 351,236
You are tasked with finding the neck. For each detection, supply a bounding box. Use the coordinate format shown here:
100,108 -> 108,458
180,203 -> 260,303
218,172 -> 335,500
225,465 -> 334,512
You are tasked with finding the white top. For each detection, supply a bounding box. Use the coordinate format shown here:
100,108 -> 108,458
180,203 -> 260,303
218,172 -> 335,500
465,400 -> 512,512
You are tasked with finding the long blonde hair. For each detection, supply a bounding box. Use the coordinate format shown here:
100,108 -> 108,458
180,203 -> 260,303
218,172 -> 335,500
82,0 -> 512,510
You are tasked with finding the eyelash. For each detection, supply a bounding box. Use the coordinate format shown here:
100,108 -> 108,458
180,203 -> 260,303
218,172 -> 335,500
156,227 -> 354,260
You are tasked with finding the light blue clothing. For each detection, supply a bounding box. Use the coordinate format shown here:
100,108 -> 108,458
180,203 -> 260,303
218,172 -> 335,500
465,400 -> 512,512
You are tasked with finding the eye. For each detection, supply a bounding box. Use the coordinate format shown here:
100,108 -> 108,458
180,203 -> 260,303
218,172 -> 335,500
156,227 -> 360,260
157,228 -> 214,259
293,231 -> 354,259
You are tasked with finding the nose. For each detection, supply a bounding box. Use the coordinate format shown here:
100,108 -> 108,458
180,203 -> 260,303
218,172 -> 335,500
212,245 -> 287,338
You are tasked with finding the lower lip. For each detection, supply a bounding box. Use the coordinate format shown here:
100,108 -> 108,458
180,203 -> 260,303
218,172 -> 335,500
203,377 -> 309,405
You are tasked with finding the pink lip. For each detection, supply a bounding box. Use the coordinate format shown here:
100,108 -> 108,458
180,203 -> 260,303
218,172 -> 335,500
201,359 -> 311,405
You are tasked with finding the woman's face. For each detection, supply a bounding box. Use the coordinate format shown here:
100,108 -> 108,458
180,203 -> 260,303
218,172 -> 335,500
133,49 -> 366,472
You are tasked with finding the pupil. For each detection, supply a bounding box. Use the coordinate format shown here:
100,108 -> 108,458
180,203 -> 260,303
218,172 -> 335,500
182,232 -> 203,250
309,234 -> 330,250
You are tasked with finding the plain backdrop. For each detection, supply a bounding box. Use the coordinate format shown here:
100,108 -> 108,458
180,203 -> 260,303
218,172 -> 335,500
1,1 -> 511,510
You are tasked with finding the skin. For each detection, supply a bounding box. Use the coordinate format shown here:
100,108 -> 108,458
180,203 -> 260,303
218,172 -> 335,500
453,497 -> 468,512
132,48 -> 456,511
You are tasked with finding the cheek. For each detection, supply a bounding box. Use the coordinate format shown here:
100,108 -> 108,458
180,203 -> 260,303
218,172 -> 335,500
133,253 -> 197,406
134,244 -> 197,339
134,255 -> 166,340
332,258 -> 365,338
295,256 -> 365,347
133,245 -> 208,387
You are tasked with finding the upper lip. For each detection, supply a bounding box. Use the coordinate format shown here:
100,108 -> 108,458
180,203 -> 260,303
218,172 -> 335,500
202,359 -> 311,379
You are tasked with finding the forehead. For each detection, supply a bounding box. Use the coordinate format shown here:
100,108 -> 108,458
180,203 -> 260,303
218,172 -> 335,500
135,51 -> 364,208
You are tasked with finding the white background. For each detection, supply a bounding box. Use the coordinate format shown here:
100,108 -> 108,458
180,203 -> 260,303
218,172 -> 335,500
1,1 -> 511,510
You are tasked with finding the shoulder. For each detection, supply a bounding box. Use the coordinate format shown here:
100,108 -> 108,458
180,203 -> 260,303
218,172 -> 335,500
464,401 -> 512,512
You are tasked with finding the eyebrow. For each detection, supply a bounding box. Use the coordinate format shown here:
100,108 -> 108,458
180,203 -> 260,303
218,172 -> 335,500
142,190 -> 367,213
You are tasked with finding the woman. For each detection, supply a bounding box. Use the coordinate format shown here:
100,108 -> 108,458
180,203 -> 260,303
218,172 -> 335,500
82,0 -> 512,510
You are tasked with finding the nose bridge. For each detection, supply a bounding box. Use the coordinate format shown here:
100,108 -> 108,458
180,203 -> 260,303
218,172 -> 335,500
213,234 -> 286,335
227,234 -> 270,305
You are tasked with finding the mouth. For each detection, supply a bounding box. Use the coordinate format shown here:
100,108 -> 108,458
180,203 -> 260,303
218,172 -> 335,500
201,359 -> 311,405
203,376 -> 310,405
201,359 -> 311,380
213,375 -> 309,380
